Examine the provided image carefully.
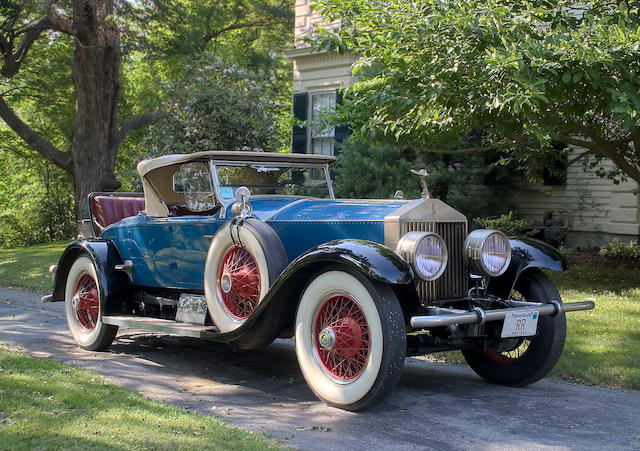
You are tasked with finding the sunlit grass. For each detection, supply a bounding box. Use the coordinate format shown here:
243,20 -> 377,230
0,240 -> 69,292
0,347 -> 281,450
549,264 -> 640,389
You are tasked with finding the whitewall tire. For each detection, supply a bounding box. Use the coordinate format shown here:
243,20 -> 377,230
64,256 -> 117,351
205,218 -> 287,332
295,269 -> 406,410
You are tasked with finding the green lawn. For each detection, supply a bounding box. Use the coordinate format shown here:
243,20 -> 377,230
0,240 -> 69,293
549,263 -> 640,389
0,347 -> 281,450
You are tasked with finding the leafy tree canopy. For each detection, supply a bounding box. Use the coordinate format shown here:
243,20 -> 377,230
314,0 -> 640,185
144,57 -> 286,158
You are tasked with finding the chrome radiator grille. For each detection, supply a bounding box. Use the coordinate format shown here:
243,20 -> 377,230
400,220 -> 468,302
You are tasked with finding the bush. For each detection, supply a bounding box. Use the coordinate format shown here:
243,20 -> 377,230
599,238 -> 640,260
475,211 -> 536,237
0,191 -> 75,249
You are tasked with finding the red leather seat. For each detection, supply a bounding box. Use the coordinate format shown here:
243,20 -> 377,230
90,194 -> 146,235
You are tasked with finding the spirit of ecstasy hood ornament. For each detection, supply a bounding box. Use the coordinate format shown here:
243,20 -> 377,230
411,169 -> 430,199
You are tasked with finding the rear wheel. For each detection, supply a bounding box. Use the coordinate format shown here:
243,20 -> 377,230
295,269 -> 406,410
462,269 -> 566,386
64,256 -> 117,351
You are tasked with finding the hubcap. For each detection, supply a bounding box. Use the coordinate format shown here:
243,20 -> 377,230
218,246 -> 261,320
314,295 -> 370,382
318,327 -> 336,350
220,273 -> 232,293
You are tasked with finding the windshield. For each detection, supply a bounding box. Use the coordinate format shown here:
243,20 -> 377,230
214,163 -> 332,202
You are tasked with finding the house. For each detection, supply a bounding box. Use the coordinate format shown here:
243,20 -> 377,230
284,0 -> 640,247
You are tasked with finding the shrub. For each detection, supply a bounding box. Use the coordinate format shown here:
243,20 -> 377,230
599,238 -> 640,260
475,211 -> 536,237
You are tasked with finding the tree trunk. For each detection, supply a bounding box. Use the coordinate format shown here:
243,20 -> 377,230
71,0 -> 122,222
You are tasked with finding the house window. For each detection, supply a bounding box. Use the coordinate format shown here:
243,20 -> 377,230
291,89 -> 349,156
310,92 -> 336,156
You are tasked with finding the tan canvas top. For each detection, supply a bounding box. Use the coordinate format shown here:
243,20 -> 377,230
137,151 -> 336,179
136,151 -> 336,217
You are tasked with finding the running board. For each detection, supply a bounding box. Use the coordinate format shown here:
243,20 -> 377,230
409,301 -> 595,329
102,315 -> 219,339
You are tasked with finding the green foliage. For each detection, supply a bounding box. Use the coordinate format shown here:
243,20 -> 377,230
599,238 -> 640,260
0,240 -> 68,292
334,139 -> 521,219
474,211 -> 536,237
144,58 -> 286,157
314,0 -> 640,185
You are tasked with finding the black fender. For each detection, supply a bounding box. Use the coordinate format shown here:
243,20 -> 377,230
486,238 -> 567,299
219,239 -> 415,349
50,239 -> 129,309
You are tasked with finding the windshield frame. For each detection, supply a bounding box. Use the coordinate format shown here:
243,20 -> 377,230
210,159 -> 335,219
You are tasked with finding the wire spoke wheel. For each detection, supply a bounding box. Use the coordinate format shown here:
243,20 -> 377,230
314,294 -> 370,382
219,246 -> 261,319
484,289 -> 532,364
74,273 -> 100,331
462,269 -> 567,386
64,256 -> 118,351
295,269 -> 406,410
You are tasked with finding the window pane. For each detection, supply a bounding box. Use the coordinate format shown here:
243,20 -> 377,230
311,92 -> 335,139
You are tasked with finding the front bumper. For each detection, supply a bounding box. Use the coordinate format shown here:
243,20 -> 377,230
409,300 -> 595,329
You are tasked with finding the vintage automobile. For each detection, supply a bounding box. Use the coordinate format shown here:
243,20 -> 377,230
45,151 -> 594,410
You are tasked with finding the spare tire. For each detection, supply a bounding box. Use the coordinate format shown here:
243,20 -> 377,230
204,218 -> 287,332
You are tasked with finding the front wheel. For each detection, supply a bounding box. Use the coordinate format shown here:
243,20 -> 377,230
295,269 -> 406,411
64,256 -> 118,351
462,269 -> 566,386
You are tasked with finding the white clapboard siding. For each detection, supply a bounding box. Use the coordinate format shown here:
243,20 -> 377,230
515,149 -> 640,236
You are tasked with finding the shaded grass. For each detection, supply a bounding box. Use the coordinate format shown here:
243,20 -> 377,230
0,240 -> 69,293
0,347 -> 282,450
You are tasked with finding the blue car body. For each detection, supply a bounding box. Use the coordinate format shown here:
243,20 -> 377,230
99,197 -> 404,291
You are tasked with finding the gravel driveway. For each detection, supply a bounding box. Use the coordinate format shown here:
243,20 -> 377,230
1,287 -> 638,451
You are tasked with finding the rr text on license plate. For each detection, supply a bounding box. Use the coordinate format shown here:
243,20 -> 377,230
501,311 -> 539,338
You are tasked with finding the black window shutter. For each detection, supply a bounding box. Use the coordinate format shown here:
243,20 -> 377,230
334,89 -> 351,146
292,92 -> 308,154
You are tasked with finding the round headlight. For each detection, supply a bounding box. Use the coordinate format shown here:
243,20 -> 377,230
464,229 -> 511,277
396,231 -> 448,281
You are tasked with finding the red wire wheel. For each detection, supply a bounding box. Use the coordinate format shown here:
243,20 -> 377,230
484,339 -> 532,364
313,294 -> 370,382
73,273 -> 100,331
218,245 -> 261,320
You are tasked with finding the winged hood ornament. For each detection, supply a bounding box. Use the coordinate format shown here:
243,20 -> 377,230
411,169 -> 430,199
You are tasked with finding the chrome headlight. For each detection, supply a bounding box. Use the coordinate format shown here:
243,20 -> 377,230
464,229 -> 511,277
396,231 -> 448,281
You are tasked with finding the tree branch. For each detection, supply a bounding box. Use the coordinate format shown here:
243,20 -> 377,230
412,141 -> 520,155
549,134 -> 599,151
116,111 -> 165,146
46,1 -> 75,36
0,94 -> 72,173
1,16 -> 54,78
203,18 -> 289,43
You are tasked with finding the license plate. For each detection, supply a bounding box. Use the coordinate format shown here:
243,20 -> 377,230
501,311 -> 539,338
